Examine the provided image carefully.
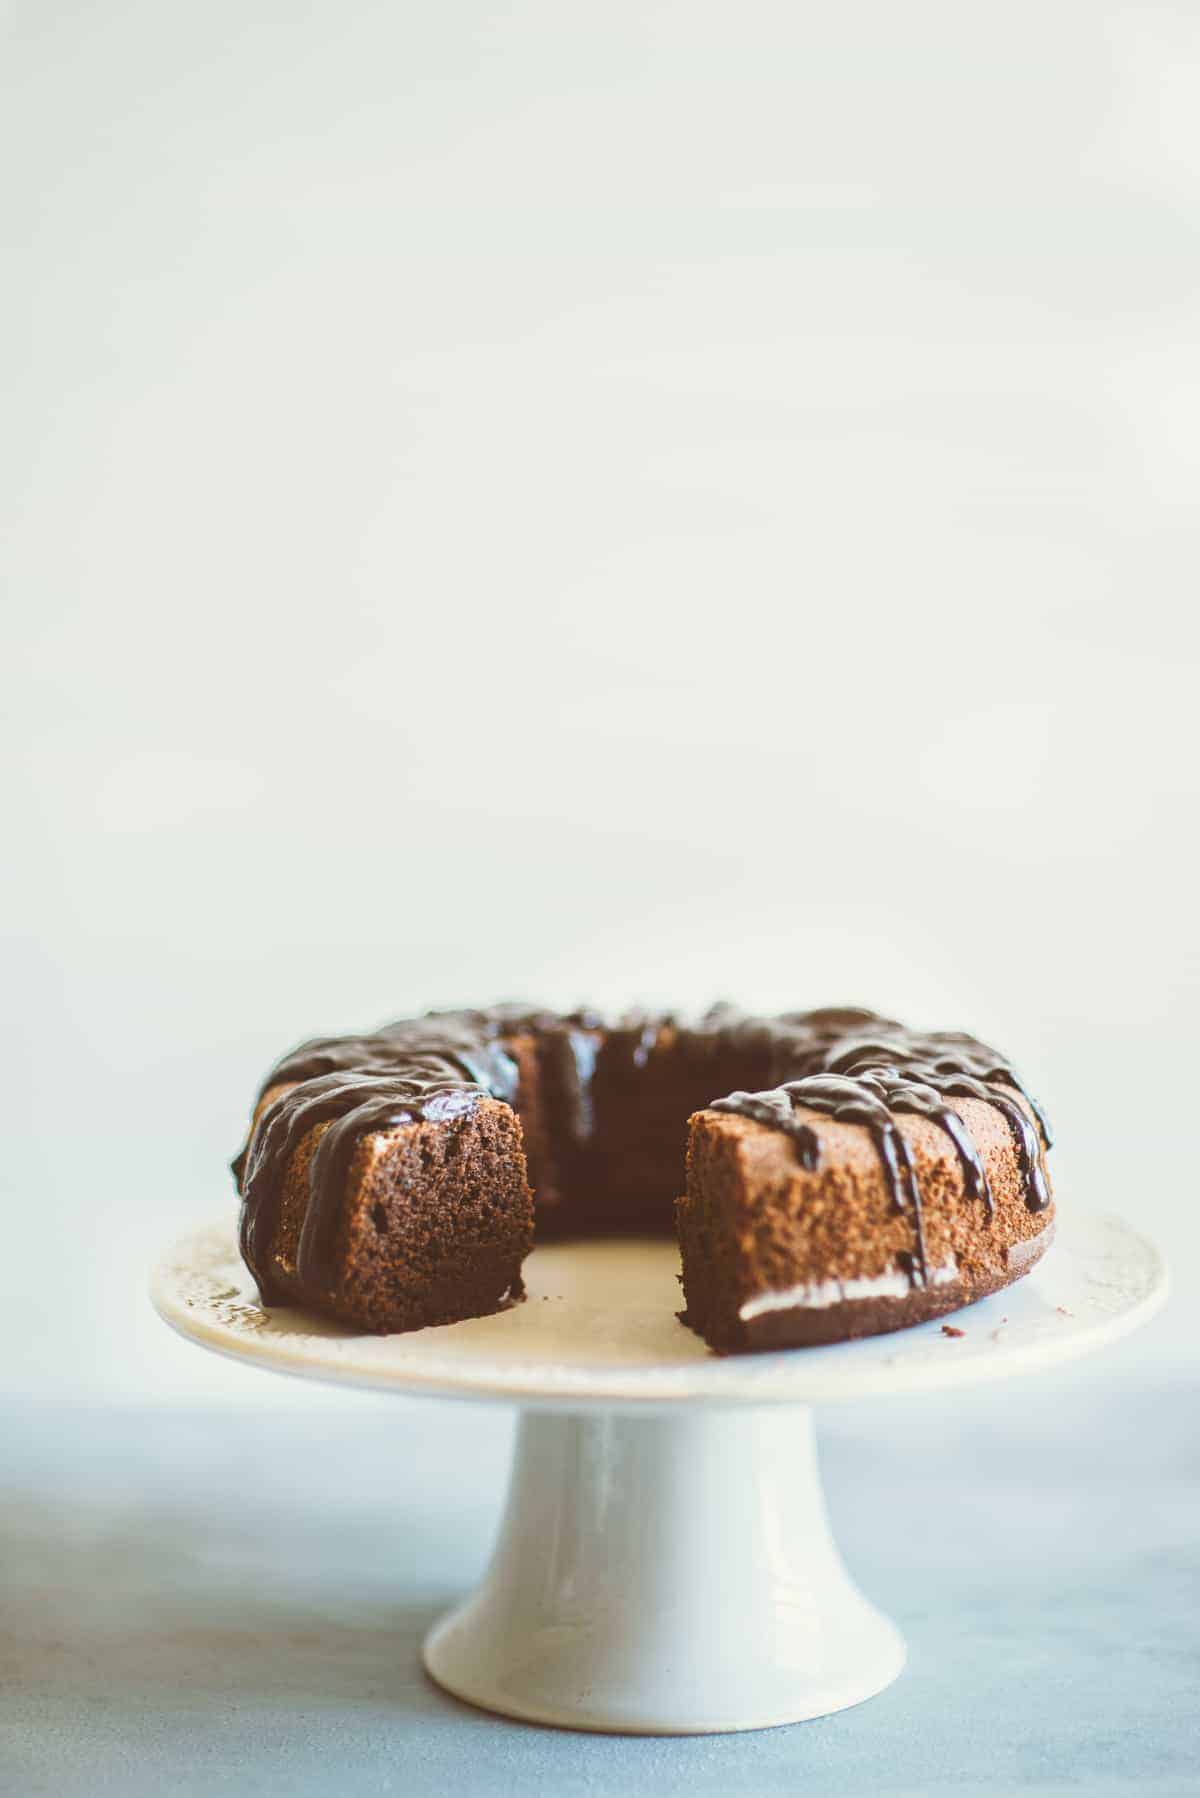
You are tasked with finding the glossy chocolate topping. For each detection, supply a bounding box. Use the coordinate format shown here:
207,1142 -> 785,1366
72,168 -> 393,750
233,1004 -> 1051,1303
234,1006 -> 602,1300
710,1018 -> 1051,1287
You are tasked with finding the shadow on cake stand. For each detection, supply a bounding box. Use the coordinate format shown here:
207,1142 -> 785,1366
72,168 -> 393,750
151,1213 -> 1166,1735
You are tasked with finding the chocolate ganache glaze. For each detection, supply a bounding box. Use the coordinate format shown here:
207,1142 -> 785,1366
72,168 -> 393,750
234,1004 -> 1051,1305
710,1013 -> 1051,1288
235,1006 -> 605,1300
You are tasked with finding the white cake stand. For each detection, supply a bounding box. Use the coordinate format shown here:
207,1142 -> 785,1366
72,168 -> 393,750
151,1211 -> 1165,1735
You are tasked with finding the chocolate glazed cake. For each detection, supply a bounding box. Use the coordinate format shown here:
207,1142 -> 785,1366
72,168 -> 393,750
232,1005 -> 1054,1351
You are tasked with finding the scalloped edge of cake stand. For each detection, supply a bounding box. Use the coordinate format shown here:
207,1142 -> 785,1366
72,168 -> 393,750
151,1210 -> 1168,1411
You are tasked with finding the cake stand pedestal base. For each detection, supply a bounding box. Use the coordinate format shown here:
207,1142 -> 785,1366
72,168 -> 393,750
151,1215 -> 1166,1737
423,1406 -> 904,1734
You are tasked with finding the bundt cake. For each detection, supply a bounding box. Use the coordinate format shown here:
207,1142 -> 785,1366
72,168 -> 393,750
232,1005 -> 1054,1352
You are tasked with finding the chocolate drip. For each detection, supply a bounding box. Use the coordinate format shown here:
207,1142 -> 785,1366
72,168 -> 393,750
230,1032 -> 499,1187
929,1073 -> 1051,1213
541,1023 -> 601,1146
233,1003 -> 1051,1307
825,1030 -> 1054,1149
234,1005 -> 586,1301
710,1034 -> 1050,1288
602,1010 -> 673,1073
238,1060 -> 483,1300
711,1075 -> 930,1281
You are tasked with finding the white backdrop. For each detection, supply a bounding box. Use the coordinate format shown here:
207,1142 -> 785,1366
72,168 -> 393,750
5,0 -> 1198,1402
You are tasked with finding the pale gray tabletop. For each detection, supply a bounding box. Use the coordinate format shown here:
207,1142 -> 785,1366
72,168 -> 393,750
3,1371 -> 1196,1797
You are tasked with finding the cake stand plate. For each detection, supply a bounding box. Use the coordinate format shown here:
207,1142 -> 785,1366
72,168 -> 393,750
151,1212 -> 1165,1735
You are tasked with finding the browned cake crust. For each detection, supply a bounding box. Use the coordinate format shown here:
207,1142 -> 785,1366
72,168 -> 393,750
233,1006 -> 1054,1347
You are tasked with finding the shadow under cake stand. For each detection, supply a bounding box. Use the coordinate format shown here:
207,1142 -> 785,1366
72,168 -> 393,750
151,1212 -> 1166,1735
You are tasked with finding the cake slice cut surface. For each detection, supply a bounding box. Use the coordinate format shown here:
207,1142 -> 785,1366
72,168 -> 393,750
677,1083 -> 1053,1352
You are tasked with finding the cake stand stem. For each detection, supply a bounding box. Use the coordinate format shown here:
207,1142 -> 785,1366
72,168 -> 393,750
422,1404 -> 905,1734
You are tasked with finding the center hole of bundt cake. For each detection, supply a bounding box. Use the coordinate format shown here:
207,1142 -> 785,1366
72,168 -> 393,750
522,1030 -> 777,1238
